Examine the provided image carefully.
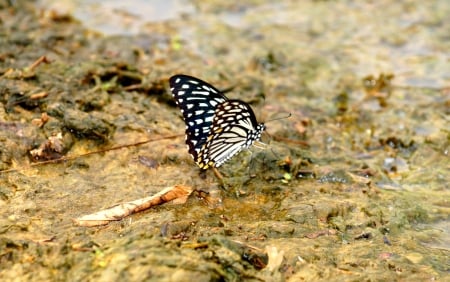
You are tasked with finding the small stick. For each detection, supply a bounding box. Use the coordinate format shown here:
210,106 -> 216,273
0,134 -> 183,174
29,91 -> 49,100
27,55 -> 50,71
212,167 -> 223,180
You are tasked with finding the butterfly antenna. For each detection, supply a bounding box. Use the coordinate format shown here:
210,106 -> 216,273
264,112 -> 292,124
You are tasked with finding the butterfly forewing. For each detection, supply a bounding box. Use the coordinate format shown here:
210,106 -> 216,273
170,75 -> 228,160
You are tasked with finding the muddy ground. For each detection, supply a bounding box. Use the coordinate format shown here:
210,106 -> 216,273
0,0 -> 448,281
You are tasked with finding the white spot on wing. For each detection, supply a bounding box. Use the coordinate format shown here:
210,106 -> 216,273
192,90 -> 210,96
186,97 -> 207,101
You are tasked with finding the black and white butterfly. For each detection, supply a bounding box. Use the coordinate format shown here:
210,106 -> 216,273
170,74 -> 265,169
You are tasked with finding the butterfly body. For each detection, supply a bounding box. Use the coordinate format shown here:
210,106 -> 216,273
170,75 -> 265,169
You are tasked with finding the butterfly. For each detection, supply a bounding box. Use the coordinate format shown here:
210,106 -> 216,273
170,74 -> 265,169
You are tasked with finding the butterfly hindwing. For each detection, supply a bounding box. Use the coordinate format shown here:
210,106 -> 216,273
197,100 -> 265,168
170,75 -> 228,160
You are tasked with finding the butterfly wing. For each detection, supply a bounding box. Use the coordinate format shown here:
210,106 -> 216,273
169,75 -> 228,161
197,100 -> 265,169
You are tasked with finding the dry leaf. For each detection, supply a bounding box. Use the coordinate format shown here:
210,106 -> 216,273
73,185 -> 193,227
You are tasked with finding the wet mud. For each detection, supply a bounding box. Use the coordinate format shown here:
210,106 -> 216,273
0,0 -> 448,281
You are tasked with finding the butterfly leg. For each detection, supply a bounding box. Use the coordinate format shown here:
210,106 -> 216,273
253,140 -> 268,149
